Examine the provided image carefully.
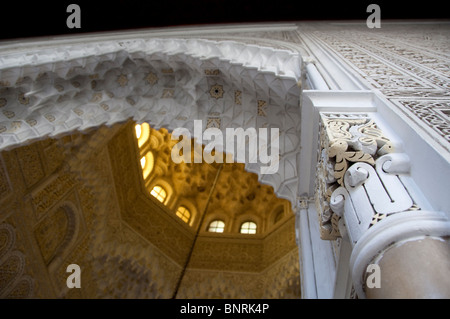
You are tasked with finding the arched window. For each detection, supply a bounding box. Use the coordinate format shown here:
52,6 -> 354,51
176,206 -> 191,224
150,185 -> 167,204
208,220 -> 225,233
135,123 -> 150,148
135,124 -> 142,139
240,221 -> 257,234
141,151 -> 154,179
140,156 -> 146,168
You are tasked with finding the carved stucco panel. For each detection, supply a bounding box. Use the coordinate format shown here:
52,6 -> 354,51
315,113 -> 394,240
0,223 -> 34,298
305,23 -> 450,150
30,173 -> 77,221
0,156 -> 11,204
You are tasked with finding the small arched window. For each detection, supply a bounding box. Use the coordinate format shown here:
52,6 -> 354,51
150,185 -> 167,204
135,124 -> 142,139
140,156 -> 146,169
240,221 -> 257,234
176,206 -> 191,224
141,151 -> 154,179
135,123 -> 150,148
208,220 -> 225,233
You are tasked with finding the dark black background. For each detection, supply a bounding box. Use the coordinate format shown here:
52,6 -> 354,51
1,298 -> 438,316
0,0 -> 448,40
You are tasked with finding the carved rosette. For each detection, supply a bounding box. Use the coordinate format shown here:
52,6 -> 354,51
315,113 -> 394,240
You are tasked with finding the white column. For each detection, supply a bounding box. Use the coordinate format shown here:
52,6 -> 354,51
305,63 -> 329,90
329,149 -> 450,298
296,199 -> 336,299
316,113 -> 450,298
350,210 -> 450,298
296,199 -> 317,299
307,203 -> 336,299
332,234 -> 353,299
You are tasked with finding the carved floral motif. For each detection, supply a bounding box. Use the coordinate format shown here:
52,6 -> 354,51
315,114 -> 394,240
209,84 -> 224,99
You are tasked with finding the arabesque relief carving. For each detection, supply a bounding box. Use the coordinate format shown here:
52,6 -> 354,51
305,23 -> 450,150
315,114 -> 394,240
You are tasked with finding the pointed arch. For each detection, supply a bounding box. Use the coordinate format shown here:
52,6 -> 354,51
0,37 -> 303,207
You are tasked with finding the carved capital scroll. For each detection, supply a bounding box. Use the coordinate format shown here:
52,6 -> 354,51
315,113 -> 394,240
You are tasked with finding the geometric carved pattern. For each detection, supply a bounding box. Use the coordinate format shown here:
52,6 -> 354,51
15,144 -> 45,188
307,23 -> 450,151
177,249 -> 300,299
30,173 -> 76,220
206,117 -> 221,129
393,100 -> 450,144
234,90 -> 242,105
209,84 -> 224,99
257,100 -> 267,117
0,38 -> 302,208
34,206 -> 71,264
0,158 -> 11,201
41,138 -> 68,173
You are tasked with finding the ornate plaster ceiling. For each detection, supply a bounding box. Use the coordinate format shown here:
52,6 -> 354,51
139,124 -> 293,235
101,122 -> 301,298
0,37 -> 303,207
0,35 -> 304,298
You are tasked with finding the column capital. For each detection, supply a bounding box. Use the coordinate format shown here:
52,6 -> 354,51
294,196 -> 313,215
315,113 -> 395,240
332,153 -> 417,245
316,113 -> 450,298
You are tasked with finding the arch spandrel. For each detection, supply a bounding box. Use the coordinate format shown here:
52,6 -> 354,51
0,37 -> 303,206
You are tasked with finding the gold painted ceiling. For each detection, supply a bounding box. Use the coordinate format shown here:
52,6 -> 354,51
0,119 -> 300,298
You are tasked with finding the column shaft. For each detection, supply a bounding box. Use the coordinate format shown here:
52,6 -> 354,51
366,236 -> 450,298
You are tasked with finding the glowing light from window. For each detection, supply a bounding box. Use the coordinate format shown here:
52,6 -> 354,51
142,152 -> 154,179
208,220 -> 225,233
176,206 -> 191,224
240,221 -> 257,234
135,124 -> 142,139
150,185 -> 167,203
135,123 -> 150,147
